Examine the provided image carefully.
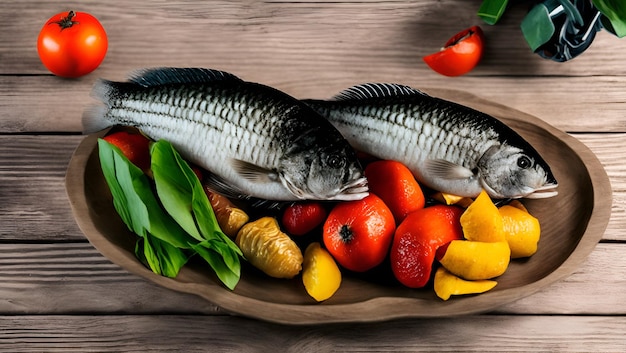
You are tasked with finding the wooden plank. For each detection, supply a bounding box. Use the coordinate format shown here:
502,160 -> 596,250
2,74 -> 626,134
2,0 -> 624,77
0,242 -> 624,316
0,135 -> 84,240
0,315 -> 625,352
3,133 -> 623,242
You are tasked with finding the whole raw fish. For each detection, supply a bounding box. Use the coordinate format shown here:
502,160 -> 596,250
303,83 -> 557,199
83,68 -> 368,201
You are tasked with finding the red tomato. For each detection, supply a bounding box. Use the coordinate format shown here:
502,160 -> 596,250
364,160 -> 425,224
282,202 -> 328,236
37,11 -> 108,78
390,205 -> 464,288
423,26 -> 484,77
103,131 -> 152,171
322,194 -> 396,272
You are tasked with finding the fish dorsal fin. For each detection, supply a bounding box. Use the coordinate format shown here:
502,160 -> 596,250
424,159 -> 475,180
332,83 -> 427,101
129,67 -> 242,87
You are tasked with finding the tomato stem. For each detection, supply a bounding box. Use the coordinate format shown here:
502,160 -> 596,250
339,225 -> 354,243
51,10 -> 79,30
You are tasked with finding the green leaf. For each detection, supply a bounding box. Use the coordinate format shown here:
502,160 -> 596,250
150,140 -> 242,289
151,141 -> 203,241
98,140 -> 194,249
478,0 -> 509,25
136,236 -> 189,278
521,3 -> 556,51
192,241 -> 241,290
593,0 -> 626,37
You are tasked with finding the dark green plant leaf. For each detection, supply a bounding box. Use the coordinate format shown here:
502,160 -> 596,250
593,0 -> 626,37
521,3 -> 556,51
478,0 -> 509,25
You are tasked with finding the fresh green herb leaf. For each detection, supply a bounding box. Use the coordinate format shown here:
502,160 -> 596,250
98,139 -> 193,278
593,0 -> 626,37
150,140 -> 242,289
98,139 -> 193,248
521,3 -> 556,51
192,241 -> 241,290
150,141 -> 204,241
136,237 -> 189,278
478,0 -> 509,25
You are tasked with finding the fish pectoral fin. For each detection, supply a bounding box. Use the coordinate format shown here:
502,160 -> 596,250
424,159 -> 475,180
203,172 -> 250,201
231,159 -> 279,184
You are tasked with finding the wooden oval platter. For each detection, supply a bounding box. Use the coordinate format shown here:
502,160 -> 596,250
65,88 -> 612,324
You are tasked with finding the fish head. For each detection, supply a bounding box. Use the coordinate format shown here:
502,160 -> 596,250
477,144 -> 558,199
279,141 -> 369,201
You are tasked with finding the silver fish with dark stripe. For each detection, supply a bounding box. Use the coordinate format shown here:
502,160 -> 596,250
83,68 -> 368,201
303,83 -> 558,199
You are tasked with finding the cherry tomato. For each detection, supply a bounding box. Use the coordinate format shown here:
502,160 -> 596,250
282,202 -> 328,236
364,160 -> 425,224
423,26 -> 484,77
323,194 -> 395,272
37,11 -> 108,78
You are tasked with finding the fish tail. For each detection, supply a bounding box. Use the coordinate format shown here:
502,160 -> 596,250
82,79 -> 121,134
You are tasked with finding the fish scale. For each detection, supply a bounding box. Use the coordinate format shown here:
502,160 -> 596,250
84,67 -> 368,201
303,83 -> 557,199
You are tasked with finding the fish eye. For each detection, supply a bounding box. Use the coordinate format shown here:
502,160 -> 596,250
517,155 -> 532,169
327,155 -> 343,168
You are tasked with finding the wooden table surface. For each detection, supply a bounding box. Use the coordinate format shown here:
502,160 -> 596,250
2,0 -> 626,351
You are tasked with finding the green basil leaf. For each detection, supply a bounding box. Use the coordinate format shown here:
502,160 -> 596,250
151,141 -> 203,241
593,0 -> 626,37
150,140 -> 242,289
98,139 -> 194,249
478,0 -> 509,25
99,139 -> 150,237
135,236 -> 188,278
192,242 -> 241,290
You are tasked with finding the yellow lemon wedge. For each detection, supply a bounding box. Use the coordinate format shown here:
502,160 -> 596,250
302,242 -> 342,302
432,192 -> 473,208
460,190 -> 505,242
434,267 -> 497,301
438,240 -> 510,280
499,205 -> 541,258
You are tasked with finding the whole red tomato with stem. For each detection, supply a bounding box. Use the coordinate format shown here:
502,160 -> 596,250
37,10 -> 108,78
323,194 -> 396,272
423,26 -> 484,77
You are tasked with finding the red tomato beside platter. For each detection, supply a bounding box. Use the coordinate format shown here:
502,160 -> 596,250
37,11 -> 108,78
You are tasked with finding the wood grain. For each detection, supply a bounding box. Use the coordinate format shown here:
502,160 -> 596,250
1,315 -> 625,352
2,0 -> 624,77
2,75 -> 626,134
0,243 -> 623,316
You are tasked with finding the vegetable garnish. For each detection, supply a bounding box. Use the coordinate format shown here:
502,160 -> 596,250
98,138 -> 242,290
